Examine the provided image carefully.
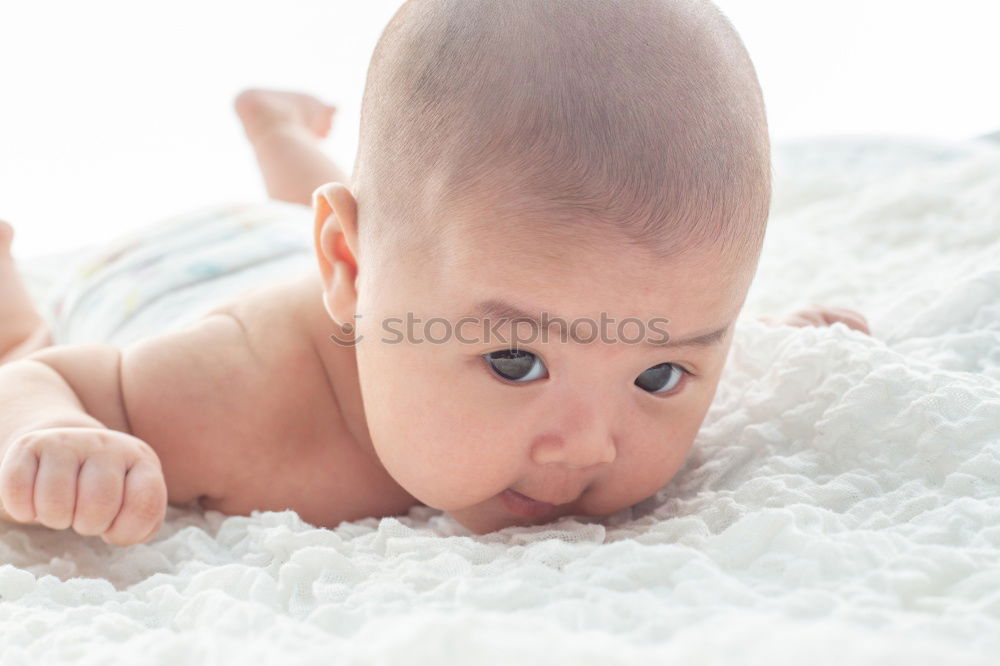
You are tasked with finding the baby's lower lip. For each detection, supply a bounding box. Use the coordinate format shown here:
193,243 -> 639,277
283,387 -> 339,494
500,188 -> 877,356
500,489 -> 554,519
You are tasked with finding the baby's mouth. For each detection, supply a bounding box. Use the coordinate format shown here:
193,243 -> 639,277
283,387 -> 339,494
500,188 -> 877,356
499,488 -> 555,519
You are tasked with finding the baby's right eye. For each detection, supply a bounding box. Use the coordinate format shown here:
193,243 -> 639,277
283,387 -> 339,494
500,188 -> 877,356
481,349 -> 548,382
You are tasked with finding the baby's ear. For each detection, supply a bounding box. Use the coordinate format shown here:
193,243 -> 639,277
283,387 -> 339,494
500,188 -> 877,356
312,182 -> 360,326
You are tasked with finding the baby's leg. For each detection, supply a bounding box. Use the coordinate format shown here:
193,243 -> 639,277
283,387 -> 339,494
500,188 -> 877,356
0,221 -> 52,364
234,89 -> 350,206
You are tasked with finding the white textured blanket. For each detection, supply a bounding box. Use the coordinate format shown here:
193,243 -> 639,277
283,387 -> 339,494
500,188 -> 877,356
2,134 -> 999,665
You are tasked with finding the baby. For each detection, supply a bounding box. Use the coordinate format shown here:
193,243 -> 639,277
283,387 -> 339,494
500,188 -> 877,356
0,0 -> 869,546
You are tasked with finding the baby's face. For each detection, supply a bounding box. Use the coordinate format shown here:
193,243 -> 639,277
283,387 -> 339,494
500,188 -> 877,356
352,220 -> 754,535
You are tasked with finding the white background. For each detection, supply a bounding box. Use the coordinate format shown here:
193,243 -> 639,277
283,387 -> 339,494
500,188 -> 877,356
1,0 -> 998,258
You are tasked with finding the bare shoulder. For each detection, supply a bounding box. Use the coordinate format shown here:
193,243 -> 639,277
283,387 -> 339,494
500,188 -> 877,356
119,307 -> 264,506
122,273 -> 418,526
119,276 -> 315,506
201,277 -> 319,373
198,275 -> 420,527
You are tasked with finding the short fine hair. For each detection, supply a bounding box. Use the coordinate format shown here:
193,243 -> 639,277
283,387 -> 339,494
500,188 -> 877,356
350,0 -> 771,268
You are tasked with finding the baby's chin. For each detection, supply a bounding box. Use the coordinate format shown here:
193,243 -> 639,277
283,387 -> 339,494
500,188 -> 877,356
446,496 -> 582,535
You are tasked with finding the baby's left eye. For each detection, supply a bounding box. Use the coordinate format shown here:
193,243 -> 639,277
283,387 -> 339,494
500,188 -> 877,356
634,363 -> 687,394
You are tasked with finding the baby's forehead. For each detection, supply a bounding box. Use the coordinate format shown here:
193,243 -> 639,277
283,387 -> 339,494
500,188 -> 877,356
435,200 -> 731,271
432,205 -> 627,274
426,220 -> 745,312
363,208 -> 751,354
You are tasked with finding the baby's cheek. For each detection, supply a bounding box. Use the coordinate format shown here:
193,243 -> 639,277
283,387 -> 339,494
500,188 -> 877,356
618,421 -> 699,501
357,352 -> 440,478
418,414 -> 517,500
371,378 -> 511,510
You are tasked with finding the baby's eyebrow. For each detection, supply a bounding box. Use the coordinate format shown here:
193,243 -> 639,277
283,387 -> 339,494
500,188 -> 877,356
647,323 -> 731,349
469,298 -> 731,349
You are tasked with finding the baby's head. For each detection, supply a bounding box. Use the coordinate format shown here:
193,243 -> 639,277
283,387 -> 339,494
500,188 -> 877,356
313,0 -> 770,534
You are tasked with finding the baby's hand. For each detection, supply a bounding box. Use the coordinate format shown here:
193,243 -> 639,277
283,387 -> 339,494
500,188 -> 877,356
0,427 -> 167,545
758,305 -> 871,335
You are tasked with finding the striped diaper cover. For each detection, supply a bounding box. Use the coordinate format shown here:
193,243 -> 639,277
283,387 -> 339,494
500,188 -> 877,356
41,200 -> 317,348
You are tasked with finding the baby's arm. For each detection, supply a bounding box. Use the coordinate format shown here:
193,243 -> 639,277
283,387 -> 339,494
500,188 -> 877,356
0,346 -> 168,543
0,314 -> 253,543
0,346 -> 127,445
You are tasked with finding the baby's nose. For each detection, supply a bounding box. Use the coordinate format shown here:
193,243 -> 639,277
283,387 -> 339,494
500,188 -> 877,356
529,415 -> 617,469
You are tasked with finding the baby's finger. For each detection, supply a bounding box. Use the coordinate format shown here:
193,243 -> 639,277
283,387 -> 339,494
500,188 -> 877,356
821,308 -> 870,334
785,311 -> 826,327
0,443 -> 40,524
73,453 -> 125,537
101,459 -> 166,546
831,308 -> 870,333
33,445 -> 80,530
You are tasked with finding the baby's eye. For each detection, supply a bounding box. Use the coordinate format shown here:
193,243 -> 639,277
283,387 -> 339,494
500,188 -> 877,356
634,362 -> 687,394
482,349 -> 548,382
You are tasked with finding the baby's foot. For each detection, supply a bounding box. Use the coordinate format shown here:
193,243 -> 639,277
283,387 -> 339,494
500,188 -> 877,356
234,88 -> 337,144
0,221 -> 47,358
0,219 -> 13,253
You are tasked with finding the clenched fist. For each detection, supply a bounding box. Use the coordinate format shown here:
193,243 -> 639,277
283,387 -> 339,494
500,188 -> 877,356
759,305 -> 871,335
0,427 -> 167,545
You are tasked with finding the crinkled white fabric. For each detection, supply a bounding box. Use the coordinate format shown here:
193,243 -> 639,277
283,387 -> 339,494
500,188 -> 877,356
2,134 -> 1000,665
